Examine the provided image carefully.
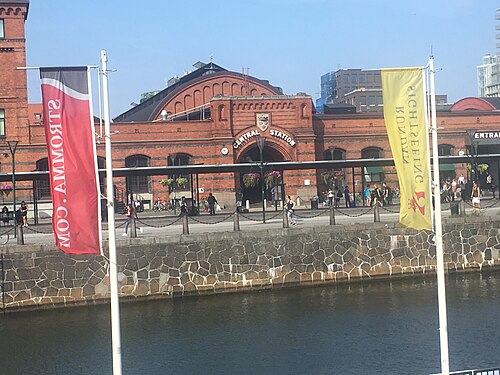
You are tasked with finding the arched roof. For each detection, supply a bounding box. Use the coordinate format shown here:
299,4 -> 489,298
113,62 -> 282,122
149,71 -> 282,121
450,97 -> 498,111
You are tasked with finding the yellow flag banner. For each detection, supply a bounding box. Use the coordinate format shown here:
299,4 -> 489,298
381,68 -> 432,230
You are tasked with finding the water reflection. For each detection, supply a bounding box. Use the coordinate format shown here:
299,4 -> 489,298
0,271 -> 498,374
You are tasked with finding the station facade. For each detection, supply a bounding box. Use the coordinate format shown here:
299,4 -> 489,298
1,0 -> 500,210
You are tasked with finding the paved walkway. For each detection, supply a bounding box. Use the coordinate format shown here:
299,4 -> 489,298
2,199 -> 500,247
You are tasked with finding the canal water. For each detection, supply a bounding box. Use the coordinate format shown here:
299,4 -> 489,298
0,271 -> 498,375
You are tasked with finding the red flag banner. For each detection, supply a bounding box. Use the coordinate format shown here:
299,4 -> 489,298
40,67 -> 101,254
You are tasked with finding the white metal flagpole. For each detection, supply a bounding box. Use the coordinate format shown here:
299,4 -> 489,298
101,49 -> 123,375
429,55 -> 450,375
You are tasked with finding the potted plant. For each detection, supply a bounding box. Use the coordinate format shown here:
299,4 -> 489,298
321,170 -> 344,186
0,185 -> 12,203
477,163 -> 489,174
0,185 -> 12,198
175,177 -> 188,189
321,170 -> 334,184
243,173 -> 260,188
466,163 -> 489,175
264,170 -> 281,189
160,178 -> 174,187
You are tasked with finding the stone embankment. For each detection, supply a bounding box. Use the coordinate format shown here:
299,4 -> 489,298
1,217 -> 499,311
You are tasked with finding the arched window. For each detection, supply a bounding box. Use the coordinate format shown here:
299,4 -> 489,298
362,147 -> 384,182
125,155 -> 150,193
168,153 -> 192,167
321,147 -> 346,189
438,144 -> 454,156
362,147 -> 383,159
438,144 -> 455,179
324,147 -> 346,161
167,153 -> 193,191
35,158 -> 50,199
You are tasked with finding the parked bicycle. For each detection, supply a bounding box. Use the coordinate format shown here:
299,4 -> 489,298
153,202 -> 166,212
152,200 -> 172,212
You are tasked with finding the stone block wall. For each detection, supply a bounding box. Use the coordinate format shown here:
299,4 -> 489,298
1,217 -> 499,311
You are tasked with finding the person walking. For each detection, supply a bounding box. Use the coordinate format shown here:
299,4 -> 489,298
486,174 -> 495,198
179,204 -> 188,217
122,204 -> 133,236
343,186 -> 351,208
20,201 -> 29,227
364,185 -> 371,206
372,184 -> 383,207
382,183 -> 391,206
327,189 -> 334,207
1,206 -> 9,226
334,186 -> 342,208
286,195 -> 296,225
471,181 -> 481,210
207,192 -> 218,216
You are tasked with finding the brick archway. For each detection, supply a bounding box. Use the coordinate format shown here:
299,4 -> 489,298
235,140 -> 291,204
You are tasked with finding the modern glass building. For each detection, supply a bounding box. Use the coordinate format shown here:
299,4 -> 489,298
316,69 -> 382,113
477,54 -> 500,97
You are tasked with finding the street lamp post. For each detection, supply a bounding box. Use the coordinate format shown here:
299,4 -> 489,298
466,129 -> 477,182
169,153 -> 177,215
255,135 -> 266,223
6,140 -> 18,237
328,146 -> 336,189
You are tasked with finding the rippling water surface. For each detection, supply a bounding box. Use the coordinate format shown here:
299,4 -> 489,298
0,271 -> 498,375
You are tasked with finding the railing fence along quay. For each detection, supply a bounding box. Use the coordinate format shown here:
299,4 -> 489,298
1,198 -> 499,244
431,368 -> 500,375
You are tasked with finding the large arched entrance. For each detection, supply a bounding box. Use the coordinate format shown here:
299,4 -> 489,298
236,143 -> 287,204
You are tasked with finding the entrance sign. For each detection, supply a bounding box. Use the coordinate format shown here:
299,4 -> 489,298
269,129 -> 296,146
233,130 -> 260,149
381,67 -> 432,231
232,129 -> 296,149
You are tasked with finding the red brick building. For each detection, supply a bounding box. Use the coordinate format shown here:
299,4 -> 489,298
2,0 -> 500,212
0,1 -> 28,144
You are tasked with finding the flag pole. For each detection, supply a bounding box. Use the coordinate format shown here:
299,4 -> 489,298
101,49 -> 123,375
429,56 -> 450,375
87,67 -> 103,254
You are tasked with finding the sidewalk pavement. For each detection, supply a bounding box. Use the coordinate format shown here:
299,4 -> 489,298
4,199 -> 500,247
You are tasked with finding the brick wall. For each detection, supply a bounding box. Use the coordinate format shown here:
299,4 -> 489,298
0,3 -> 28,143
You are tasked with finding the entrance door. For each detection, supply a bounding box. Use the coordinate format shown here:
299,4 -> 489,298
237,145 -> 284,204
477,144 -> 500,194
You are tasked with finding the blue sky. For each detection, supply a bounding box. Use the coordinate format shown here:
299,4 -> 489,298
25,0 -> 497,117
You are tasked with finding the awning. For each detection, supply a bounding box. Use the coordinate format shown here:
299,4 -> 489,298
364,166 -> 384,174
439,164 -> 455,171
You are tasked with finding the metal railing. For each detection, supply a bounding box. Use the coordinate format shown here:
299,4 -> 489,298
4,198 -> 500,244
431,368 -> 500,375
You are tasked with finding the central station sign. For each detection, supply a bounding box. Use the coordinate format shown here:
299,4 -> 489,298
232,129 -> 296,149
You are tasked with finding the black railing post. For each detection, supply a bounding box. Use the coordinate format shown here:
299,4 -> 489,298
283,207 -> 289,228
16,224 -> 24,245
129,214 -> 137,238
329,205 -> 336,225
374,204 -> 380,222
233,209 -> 240,231
182,214 -> 189,235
